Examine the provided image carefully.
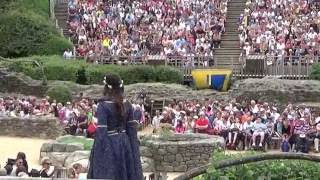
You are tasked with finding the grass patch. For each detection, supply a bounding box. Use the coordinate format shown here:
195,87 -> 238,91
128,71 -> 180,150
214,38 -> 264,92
57,135 -> 93,151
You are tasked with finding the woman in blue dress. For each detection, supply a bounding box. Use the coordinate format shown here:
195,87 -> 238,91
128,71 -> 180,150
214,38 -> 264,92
87,74 -> 143,180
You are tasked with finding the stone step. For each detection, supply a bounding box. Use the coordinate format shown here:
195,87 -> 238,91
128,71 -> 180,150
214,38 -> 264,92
222,36 -> 239,40
220,45 -> 239,49
215,48 -> 241,52
215,52 -> 240,56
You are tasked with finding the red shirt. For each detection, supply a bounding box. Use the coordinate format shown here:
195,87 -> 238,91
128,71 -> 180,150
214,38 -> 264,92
196,117 -> 209,126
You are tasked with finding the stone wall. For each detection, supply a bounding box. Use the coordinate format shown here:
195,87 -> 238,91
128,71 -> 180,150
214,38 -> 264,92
140,134 -> 225,172
0,71 -> 47,97
231,77 -> 320,104
0,117 -> 64,139
40,134 -> 224,172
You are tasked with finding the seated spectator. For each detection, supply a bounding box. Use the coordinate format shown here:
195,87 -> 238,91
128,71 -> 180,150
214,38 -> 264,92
9,158 -> 24,176
39,158 -> 54,178
227,117 -> 242,148
252,117 -> 267,147
195,112 -> 209,133
68,163 -> 86,179
16,152 -> 28,173
292,118 -> 312,153
16,166 -> 28,178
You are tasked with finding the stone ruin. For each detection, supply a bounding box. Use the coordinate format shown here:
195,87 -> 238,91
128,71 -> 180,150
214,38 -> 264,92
39,134 -> 224,173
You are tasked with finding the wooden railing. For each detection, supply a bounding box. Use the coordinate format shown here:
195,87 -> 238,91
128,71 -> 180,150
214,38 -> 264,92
237,55 -> 320,80
72,54 -> 319,81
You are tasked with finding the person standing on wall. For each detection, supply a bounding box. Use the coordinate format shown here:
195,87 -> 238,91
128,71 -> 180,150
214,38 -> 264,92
87,74 -> 143,180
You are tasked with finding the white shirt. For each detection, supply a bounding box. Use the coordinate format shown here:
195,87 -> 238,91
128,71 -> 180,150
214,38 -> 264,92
152,115 -> 162,129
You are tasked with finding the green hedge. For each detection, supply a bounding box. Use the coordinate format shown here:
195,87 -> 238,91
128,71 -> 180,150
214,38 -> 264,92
8,56 -> 184,85
198,152 -> 320,180
310,63 -> 320,80
0,0 -> 72,58
46,86 -> 72,104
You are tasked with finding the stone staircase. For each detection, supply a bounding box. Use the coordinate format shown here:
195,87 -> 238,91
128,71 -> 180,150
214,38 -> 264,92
214,0 -> 246,71
54,1 -> 70,37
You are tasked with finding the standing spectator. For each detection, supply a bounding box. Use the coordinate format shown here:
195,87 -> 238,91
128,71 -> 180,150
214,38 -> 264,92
175,120 -> 186,134
152,110 -> 162,130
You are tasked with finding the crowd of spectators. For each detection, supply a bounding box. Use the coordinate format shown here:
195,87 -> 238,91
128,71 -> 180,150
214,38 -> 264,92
238,0 -> 320,62
0,95 -> 149,139
152,99 -> 320,153
67,0 -> 228,60
0,152 -> 86,179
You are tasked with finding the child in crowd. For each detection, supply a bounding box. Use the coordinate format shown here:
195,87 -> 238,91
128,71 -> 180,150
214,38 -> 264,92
227,117 -> 242,148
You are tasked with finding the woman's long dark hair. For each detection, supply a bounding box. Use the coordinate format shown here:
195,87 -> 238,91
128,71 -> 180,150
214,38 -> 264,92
103,74 -> 125,126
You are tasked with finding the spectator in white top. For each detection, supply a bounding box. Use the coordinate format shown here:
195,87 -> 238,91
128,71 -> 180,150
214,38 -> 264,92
63,49 -> 73,59
252,117 -> 267,147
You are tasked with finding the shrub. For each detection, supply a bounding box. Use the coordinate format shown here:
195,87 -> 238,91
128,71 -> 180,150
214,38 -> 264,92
310,63 -> 320,80
9,56 -> 184,85
0,0 -> 72,58
199,152 -> 320,180
46,85 -> 72,104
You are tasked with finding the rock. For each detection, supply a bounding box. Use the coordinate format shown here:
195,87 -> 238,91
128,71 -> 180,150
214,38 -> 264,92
52,143 -> 67,152
158,149 -> 166,155
163,155 -> 175,162
0,168 -> 7,176
64,151 -> 90,168
66,143 -> 84,152
46,152 -> 70,167
163,166 -> 173,172
167,146 -> 178,154
140,146 -> 152,157
141,157 -> 154,172
56,135 -> 73,142
174,165 -> 187,172
40,142 -> 53,152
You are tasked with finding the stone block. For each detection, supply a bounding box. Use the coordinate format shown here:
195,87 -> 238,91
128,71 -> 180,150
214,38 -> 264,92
167,146 -> 178,154
163,166 -> 173,172
201,154 -> 210,159
40,142 -> 53,152
163,155 -> 175,162
66,143 -> 84,152
140,146 -> 152,157
52,143 -> 67,152
186,160 -> 194,165
176,154 -> 183,162
191,155 -> 200,160
174,165 -> 187,172
158,149 -> 167,155
64,151 -> 90,168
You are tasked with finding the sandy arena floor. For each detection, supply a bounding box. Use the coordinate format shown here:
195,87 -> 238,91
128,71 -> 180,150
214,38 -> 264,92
0,136 -> 50,170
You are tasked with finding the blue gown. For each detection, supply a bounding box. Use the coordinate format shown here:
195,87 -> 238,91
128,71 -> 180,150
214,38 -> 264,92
87,99 -> 143,180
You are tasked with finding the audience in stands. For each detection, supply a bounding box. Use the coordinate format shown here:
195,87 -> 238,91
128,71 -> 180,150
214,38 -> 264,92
151,99 -> 320,153
67,0 -> 228,60
238,0 -> 320,63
